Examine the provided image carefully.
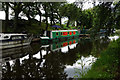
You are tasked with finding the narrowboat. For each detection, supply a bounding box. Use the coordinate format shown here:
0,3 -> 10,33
0,33 -> 32,49
40,30 -> 79,44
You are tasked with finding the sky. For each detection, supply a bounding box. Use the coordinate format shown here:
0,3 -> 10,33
67,0 -> 75,3
0,0 -> 94,23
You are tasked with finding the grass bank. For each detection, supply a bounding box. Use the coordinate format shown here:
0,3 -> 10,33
83,38 -> 120,79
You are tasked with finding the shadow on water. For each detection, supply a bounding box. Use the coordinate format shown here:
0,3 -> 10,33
2,37 -> 110,79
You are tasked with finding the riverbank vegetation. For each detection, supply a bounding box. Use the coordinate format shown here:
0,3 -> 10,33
82,38 -> 120,79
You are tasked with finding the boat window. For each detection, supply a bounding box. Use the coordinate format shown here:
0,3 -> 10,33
69,32 -> 72,35
73,31 -> 76,34
24,35 -> 27,39
61,32 -> 62,35
68,32 -> 69,35
63,32 -> 68,36
4,36 -> 9,38
12,36 -> 22,40
56,32 -> 58,36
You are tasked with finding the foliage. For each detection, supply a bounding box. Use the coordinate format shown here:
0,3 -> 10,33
22,2 -> 37,20
82,38 -> 120,79
60,3 -> 79,21
77,9 -> 93,29
113,1 -> 120,29
60,3 -> 79,27
2,1 -> 120,37
90,2 -> 114,37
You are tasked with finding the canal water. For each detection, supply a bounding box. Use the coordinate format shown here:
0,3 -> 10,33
1,37 -> 110,79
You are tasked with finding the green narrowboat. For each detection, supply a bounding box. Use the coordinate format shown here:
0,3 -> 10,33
40,30 -> 79,44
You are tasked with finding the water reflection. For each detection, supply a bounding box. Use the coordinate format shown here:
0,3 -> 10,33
64,55 -> 97,78
108,35 -> 119,41
2,45 -> 32,64
48,38 -> 78,53
2,38 -> 110,79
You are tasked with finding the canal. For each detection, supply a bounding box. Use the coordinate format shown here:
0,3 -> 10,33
2,37 -> 110,79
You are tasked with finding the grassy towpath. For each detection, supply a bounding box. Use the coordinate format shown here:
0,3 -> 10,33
82,38 -> 120,79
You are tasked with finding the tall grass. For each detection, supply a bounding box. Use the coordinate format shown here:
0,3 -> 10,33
83,38 -> 120,79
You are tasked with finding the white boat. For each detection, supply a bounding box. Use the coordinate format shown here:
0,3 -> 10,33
0,33 -> 33,49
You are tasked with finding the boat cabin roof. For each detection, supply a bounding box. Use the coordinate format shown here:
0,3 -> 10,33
0,33 -> 27,40
0,33 -> 27,36
51,30 -> 78,32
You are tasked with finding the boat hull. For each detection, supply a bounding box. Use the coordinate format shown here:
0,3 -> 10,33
0,33 -> 33,49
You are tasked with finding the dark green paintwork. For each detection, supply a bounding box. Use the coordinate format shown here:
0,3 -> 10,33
51,30 -> 79,39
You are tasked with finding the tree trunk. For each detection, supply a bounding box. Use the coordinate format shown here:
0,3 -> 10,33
59,17 -> 62,26
45,5 -> 48,31
45,16 -> 48,31
39,13 -> 42,25
28,7 -> 31,25
56,11 -> 62,26
66,18 -> 70,27
93,0 -> 96,7
14,11 -> 19,32
50,18 -> 52,26
51,12 -> 55,25
76,21 -> 79,26
5,3 -> 9,32
36,7 -> 42,26
50,3 -> 54,26
53,20 -> 55,25
27,14 -> 31,25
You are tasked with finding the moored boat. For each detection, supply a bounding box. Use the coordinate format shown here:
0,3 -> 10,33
40,30 -> 79,44
0,33 -> 32,49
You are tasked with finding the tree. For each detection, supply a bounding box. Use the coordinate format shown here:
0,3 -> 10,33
113,1 -> 120,29
35,2 -> 42,25
48,2 -> 65,26
76,8 -> 93,29
91,2 -> 113,37
60,3 -> 79,27
55,2 -> 65,26
22,2 -> 37,25
42,3 -> 50,31
2,2 -> 9,32
9,2 -> 24,31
